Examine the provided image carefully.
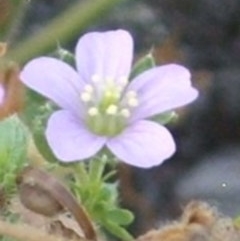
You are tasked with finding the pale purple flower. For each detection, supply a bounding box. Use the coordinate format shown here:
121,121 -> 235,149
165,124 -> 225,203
20,30 -> 198,168
0,84 -> 4,105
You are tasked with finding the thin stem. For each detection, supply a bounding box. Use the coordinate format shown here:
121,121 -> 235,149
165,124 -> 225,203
89,156 -> 106,183
75,162 -> 89,184
5,0 -> 123,65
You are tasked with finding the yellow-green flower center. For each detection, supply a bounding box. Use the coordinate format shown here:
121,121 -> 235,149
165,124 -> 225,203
80,75 -> 139,136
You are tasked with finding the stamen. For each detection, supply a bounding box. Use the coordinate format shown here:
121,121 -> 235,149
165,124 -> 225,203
84,84 -> 93,93
128,97 -> 139,107
106,104 -> 118,115
92,74 -> 101,83
88,107 -> 99,116
120,108 -> 130,118
81,92 -> 92,102
126,90 -> 137,98
84,75 -> 130,136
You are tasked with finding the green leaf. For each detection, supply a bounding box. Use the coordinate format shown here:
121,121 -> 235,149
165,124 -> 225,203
106,208 -> 134,225
99,183 -> 118,203
89,156 -> 106,184
129,52 -> 155,80
102,220 -> 134,241
0,115 -> 29,194
70,158 -> 134,241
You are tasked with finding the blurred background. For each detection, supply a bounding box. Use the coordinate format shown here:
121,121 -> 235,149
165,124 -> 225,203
1,0 -> 240,236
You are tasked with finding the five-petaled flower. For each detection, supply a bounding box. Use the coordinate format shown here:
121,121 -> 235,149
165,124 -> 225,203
20,29 -> 198,168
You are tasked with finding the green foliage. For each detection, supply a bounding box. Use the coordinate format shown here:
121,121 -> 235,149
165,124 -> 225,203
0,115 -> 29,195
129,52 -> 155,80
71,156 -> 134,241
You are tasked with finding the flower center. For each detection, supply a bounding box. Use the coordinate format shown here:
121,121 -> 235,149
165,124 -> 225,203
80,75 -> 139,136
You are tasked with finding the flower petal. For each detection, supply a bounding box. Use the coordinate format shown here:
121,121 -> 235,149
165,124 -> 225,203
75,29 -> 133,82
106,120 -> 175,168
128,64 -> 198,122
0,84 -> 4,104
46,110 -> 107,161
20,57 -> 84,116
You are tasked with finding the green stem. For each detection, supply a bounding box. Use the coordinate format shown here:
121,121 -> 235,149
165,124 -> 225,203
75,162 -> 89,184
5,0 -> 124,65
89,155 -> 107,183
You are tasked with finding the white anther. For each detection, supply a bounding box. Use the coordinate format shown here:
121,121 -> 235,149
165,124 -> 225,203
81,92 -> 92,102
81,91 -> 91,102
126,90 -> 137,98
84,84 -> 93,93
120,108 -> 130,118
128,97 -> 139,107
106,104 -> 118,115
92,74 -> 101,83
88,107 -> 99,116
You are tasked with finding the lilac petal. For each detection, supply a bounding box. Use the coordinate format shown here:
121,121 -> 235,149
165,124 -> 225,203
0,84 -> 4,104
128,64 -> 198,122
20,57 -> 84,116
46,110 -> 107,161
107,120 -> 176,168
75,29 -> 133,82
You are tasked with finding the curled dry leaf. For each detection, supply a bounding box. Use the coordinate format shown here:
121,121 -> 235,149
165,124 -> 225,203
49,213 -> 85,240
10,198 -> 86,240
0,63 -> 24,119
136,201 -> 240,241
16,166 -> 97,240
0,219 -> 88,241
